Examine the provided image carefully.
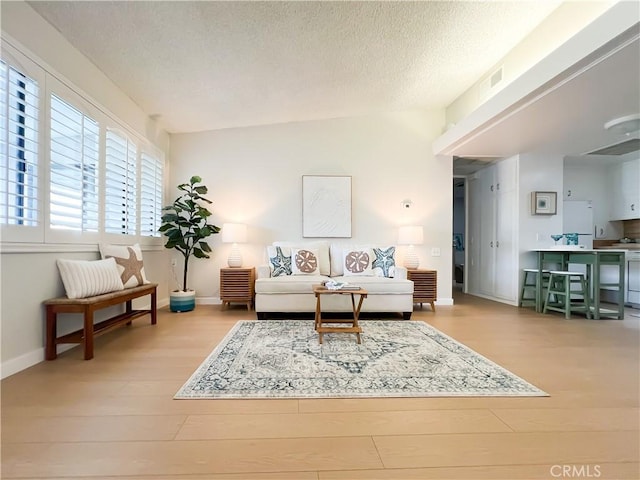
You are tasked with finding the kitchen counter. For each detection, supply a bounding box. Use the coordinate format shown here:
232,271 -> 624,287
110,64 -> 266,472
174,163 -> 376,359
598,243 -> 640,250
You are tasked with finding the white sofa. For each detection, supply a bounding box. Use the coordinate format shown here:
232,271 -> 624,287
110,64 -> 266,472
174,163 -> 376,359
255,242 -> 414,319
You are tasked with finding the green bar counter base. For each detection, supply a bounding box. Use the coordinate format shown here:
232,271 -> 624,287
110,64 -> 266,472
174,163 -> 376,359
533,249 -> 625,319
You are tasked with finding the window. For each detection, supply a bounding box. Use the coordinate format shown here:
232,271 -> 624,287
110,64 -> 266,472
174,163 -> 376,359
0,60 -> 39,227
140,151 -> 163,237
105,129 -> 137,235
1,43 -> 166,248
49,94 -> 99,231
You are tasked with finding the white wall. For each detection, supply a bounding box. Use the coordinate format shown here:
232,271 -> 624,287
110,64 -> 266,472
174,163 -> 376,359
446,1 -> 615,127
518,153 -> 565,270
1,2 -> 171,377
169,110 -> 454,304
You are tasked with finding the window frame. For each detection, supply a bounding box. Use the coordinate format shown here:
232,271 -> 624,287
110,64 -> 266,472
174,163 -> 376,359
0,44 -> 46,243
45,77 -> 104,245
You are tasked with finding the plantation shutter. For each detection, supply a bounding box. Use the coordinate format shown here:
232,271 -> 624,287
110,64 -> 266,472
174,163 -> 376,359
139,151 -> 163,237
0,60 -> 39,226
49,94 -> 99,231
105,129 -> 137,235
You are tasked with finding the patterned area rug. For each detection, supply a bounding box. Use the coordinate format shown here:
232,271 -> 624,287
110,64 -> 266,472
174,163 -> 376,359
175,320 -> 547,399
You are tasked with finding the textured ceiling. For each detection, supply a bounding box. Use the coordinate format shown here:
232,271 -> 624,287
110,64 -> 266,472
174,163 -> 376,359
28,1 -> 560,133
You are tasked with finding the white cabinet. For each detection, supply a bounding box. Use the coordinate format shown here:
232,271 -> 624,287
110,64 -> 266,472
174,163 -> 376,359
610,159 -> 640,220
473,157 -> 518,302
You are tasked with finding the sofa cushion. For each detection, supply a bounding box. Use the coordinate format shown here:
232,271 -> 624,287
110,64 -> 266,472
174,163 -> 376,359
255,274 -> 329,294
292,248 -> 320,275
342,246 -> 374,276
267,246 -> 292,277
333,244 -> 394,277
330,243 -> 345,276
372,246 -> 396,278
330,275 -> 413,294
274,241 -> 330,275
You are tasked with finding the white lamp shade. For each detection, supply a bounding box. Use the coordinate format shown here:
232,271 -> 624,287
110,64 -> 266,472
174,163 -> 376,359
221,223 -> 247,243
398,225 -> 424,246
222,223 -> 247,268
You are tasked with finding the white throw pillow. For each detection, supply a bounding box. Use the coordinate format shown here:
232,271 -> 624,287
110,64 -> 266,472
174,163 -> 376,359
342,246 -> 374,276
291,248 -> 320,275
56,257 -> 125,299
99,243 -> 149,288
330,243 -> 345,277
266,245 -> 292,277
371,246 -> 396,278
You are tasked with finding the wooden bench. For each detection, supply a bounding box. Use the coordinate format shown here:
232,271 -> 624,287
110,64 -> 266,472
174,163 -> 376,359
43,283 -> 157,360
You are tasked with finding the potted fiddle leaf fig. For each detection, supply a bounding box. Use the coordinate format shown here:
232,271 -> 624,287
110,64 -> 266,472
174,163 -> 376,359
159,176 -> 220,312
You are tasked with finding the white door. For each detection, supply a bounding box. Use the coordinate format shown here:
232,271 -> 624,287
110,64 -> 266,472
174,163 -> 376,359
478,168 -> 496,296
495,188 -> 516,301
467,176 -> 482,294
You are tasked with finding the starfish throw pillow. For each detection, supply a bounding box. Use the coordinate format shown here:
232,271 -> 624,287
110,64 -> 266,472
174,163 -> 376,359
372,246 -> 396,278
267,246 -> 292,277
99,243 -> 150,288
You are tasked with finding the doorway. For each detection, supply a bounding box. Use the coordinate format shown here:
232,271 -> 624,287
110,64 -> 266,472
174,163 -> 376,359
453,177 -> 465,291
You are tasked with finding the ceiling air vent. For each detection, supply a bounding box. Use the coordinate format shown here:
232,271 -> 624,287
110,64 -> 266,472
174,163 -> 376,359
587,138 -> 640,155
490,66 -> 503,88
478,66 -> 504,101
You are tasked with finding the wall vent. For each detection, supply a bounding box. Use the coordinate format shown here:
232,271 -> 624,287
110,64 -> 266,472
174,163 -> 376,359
478,66 -> 504,101
490,66 -> 504,88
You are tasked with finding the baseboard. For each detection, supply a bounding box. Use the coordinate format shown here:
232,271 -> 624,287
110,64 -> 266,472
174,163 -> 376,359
1,349 -> 43,379
435,298 -> 454,306
468,292 -> 518,306
196,296 -> 222,305
2,298 -> 170,379
1,344 -> 74,379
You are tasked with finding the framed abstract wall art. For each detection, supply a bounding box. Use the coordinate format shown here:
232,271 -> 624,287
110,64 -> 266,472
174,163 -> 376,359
302,175 -> 352,237
531,191 -> 557,215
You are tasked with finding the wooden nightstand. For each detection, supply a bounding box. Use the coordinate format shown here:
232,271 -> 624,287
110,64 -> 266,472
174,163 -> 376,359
220,267 -> 255,310
407,269 -> 437,312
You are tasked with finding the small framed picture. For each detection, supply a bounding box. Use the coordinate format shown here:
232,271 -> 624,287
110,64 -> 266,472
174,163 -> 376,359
531,191 -> 557,215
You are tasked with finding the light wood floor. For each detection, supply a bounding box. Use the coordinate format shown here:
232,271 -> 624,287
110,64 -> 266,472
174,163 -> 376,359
2,291 -> 639,479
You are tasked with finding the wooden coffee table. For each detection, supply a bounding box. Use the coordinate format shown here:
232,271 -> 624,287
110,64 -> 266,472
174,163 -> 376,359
312,285 -> 368,344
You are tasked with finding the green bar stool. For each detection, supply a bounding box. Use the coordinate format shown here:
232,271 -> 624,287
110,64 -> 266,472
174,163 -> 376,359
543,271 -> 592,319
519,268 -> 550,308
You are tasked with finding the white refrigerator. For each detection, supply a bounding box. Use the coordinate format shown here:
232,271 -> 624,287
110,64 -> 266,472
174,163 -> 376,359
563,200 -> 593,248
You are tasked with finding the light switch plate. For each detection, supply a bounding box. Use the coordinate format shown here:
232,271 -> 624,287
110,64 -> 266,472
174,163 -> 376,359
431,247 -> 441,257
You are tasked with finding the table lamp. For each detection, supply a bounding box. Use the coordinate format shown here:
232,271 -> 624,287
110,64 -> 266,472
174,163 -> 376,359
398,225 -> 424,269
221,223 -> 247,268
